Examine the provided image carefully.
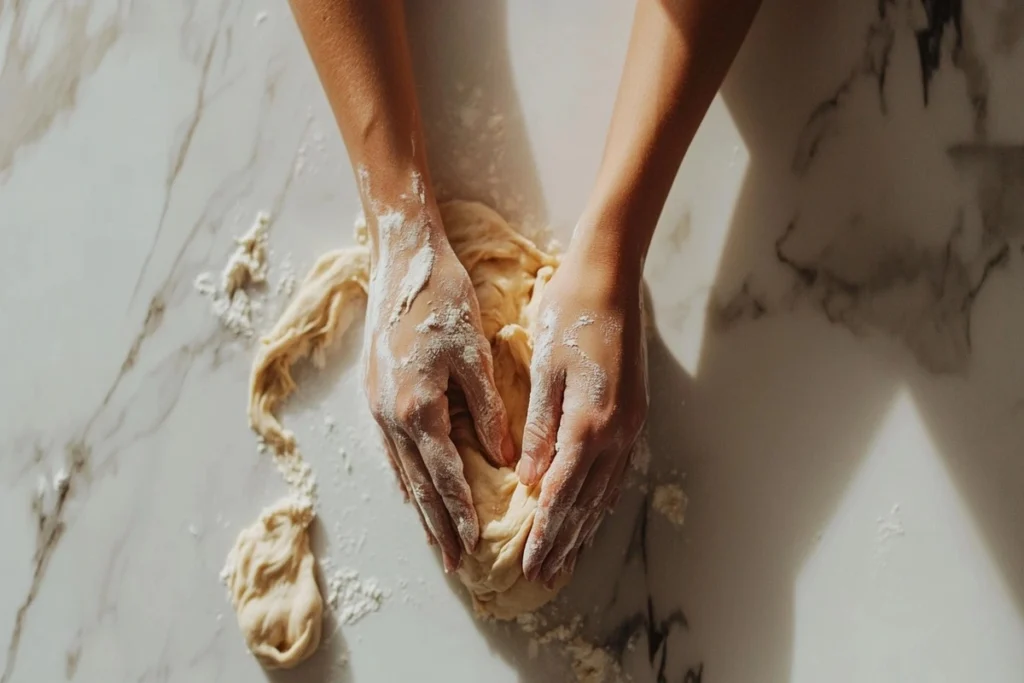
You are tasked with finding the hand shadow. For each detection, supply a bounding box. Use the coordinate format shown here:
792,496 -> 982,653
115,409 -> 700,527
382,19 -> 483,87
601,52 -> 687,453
275,1 -> 1024,681
452,0 -> 1024,681
404,0 -> 548,231
616,0 -> 1024,680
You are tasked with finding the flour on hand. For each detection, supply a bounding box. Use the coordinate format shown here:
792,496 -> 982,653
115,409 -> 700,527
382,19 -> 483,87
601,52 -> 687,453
238,200 -> 578,620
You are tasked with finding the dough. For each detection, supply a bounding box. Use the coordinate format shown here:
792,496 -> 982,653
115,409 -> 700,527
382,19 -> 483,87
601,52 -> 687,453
222,497 -> 323,668
248,200 -> 571,619
249,244 -> 370,454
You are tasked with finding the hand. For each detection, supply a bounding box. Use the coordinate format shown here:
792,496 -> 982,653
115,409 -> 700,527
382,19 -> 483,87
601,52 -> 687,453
364,202 -> 514,572
517,239 -> 649,582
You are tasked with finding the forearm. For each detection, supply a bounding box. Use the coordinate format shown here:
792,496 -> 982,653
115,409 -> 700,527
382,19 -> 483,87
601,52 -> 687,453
577,0 -> 761,279
289,0 -> 433,219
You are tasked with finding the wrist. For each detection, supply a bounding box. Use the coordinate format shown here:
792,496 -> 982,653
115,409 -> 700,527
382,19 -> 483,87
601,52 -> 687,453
570,196 -> 650,288
359,163 -> 446,250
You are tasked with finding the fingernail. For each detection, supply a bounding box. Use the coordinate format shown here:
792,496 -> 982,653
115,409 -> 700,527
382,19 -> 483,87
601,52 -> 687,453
517,457 -> 536,485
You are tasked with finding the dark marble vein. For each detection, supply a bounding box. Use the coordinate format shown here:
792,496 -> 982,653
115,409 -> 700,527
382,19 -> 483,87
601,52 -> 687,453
709,279 -> 767,332
2,441 -> 89,683
601,495 -> 701,683
0,86 -> 305,675
130,1 -> 228,303
0,0 -> 122,176
915,0 -> 989,137
915,0 -> 962,103
64,638 -> 81,680
792,8 -> 894,175
714,210 -> 1013,373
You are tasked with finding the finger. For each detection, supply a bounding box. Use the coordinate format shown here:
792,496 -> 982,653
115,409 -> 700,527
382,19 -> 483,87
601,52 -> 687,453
540,510 -> 585,583
378,430 -> 438,546
539,451 -> 617,582
604,446 -> 634,510
578,507 -> 606,550
564,546 -> 581,575
392,431 -> 463,572
377,428 -> 409,500
450,342 -> 514,467
517,365 -> 565,486
523,439 -> 592,582
401,387 -> 481,554
415,431 -> 480,554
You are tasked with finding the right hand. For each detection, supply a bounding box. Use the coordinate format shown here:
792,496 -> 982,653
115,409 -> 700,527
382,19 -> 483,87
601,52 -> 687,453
363,202 -> 514,572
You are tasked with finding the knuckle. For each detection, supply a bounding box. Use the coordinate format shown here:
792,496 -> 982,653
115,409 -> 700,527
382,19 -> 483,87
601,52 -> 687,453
395,394 -> 435,430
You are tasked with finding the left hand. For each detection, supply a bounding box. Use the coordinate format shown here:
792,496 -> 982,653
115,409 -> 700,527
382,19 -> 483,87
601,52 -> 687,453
516,238 -> 649,583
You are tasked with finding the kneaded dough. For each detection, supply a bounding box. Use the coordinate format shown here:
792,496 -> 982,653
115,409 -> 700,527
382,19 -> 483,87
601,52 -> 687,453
249,200 -> 570,618
222,497 -> 323,668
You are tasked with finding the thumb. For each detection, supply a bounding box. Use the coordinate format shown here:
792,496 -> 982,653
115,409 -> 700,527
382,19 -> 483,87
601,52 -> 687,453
517,366 -> 564,486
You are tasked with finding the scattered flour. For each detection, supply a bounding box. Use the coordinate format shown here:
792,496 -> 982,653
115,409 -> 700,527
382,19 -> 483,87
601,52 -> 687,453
436,82 -> 551,244
652,483 -> 688,527
194,211 -> 271,337
323,414 -> 337,434
553,311 -> 608,406
275,253 -> 297,298
629,430 -> 651,475
274,452 -> 318,503
875,503 -> 905,567
253,10 -> 268,26
322,562 -> 389,625
222,211 -> 270,295
519,614 -> 624,683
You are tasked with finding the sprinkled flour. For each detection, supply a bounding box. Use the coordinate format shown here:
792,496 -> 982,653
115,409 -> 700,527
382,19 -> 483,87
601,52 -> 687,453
518,613 -> 624,683
322,562 -> 389,625
275,252 -> 297,298
652,483 -> 688,527
194,211 -> 272,337
275,451 -> 318,503
875,503 -> 905,567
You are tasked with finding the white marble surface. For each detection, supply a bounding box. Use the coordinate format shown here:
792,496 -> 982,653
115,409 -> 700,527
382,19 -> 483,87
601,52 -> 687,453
3,0 -> 1024,681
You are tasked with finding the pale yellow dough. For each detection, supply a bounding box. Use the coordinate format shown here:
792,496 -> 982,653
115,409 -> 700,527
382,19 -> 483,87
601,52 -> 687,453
248,200 -> 568,619
222,497 -> 323,668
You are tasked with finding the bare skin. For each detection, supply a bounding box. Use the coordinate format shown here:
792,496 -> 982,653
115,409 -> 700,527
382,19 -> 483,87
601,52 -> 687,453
289,0 -> 513,573
289,0 -> 761,579
519,0 -> 763,582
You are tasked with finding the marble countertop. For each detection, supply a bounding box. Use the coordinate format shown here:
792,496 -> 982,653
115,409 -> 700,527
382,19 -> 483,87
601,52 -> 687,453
3,0 -> 1024,681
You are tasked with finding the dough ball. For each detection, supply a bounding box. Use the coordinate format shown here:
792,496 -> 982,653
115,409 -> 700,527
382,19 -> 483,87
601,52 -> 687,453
223,497 -> 323,668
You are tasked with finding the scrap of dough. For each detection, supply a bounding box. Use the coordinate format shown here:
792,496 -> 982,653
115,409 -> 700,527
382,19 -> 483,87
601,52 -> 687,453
223,497 -> 323,669
248,200 -> 572,618
249,246 -> 370,454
